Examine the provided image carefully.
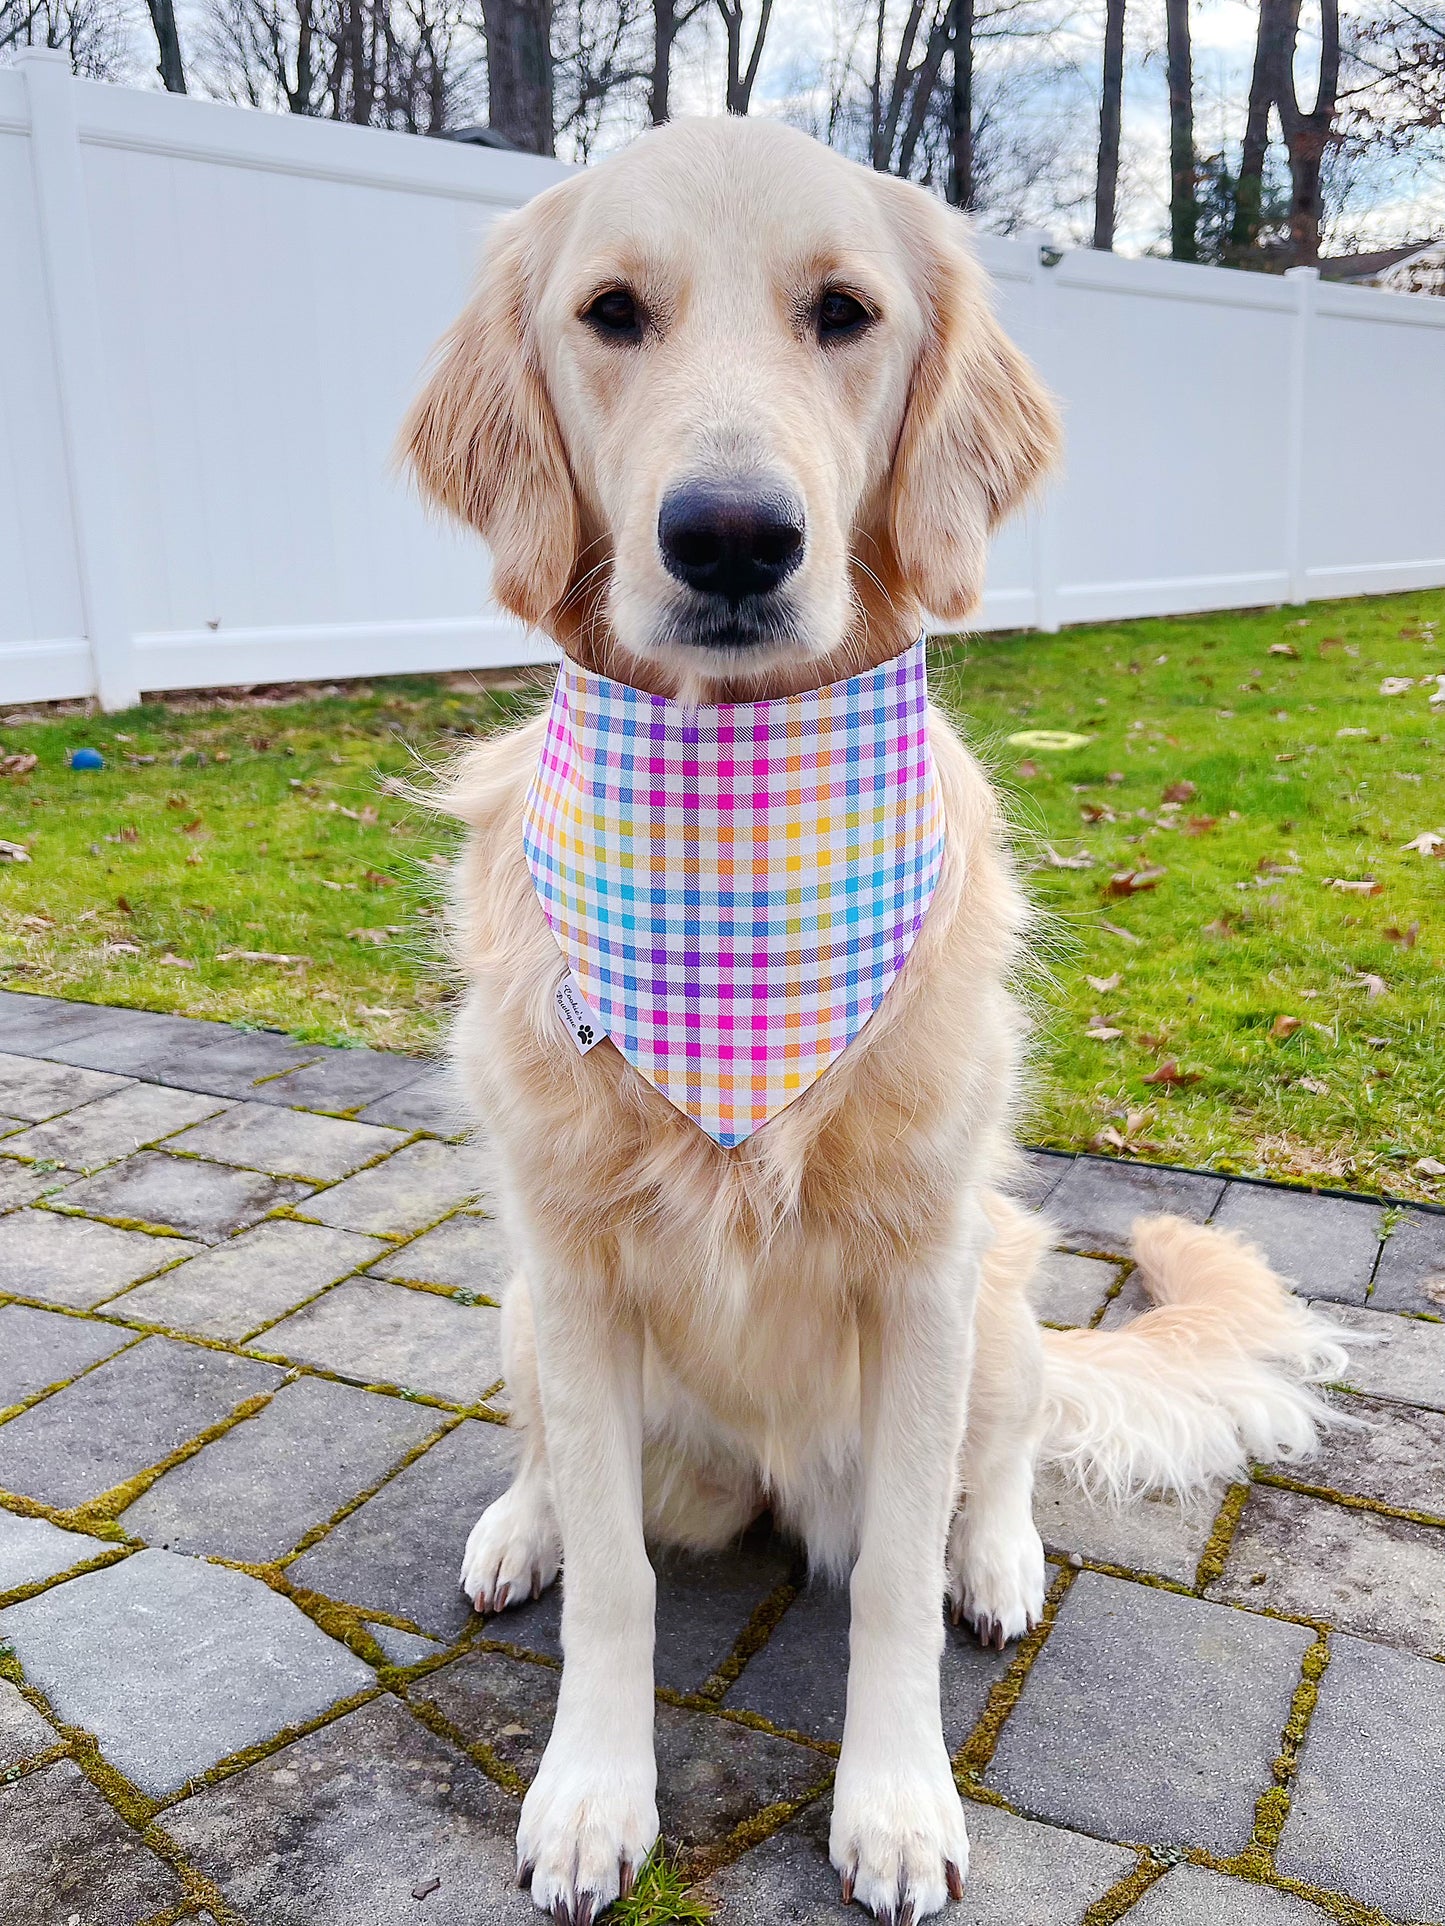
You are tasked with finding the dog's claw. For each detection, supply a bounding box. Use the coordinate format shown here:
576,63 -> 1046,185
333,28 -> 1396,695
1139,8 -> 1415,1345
946,1858 -> 966,1901
549,1898 -> 599,1926
493,1581 -> 511,1614
619,1860 -> 637,1901
517,1858 -> 535,1890
840,1860 -> 857,1905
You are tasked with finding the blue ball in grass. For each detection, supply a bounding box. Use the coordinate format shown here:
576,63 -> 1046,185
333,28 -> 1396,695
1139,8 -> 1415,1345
69,747 -> 105,770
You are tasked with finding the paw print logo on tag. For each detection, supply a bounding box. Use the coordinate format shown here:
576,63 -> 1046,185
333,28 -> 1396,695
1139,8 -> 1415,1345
555,974 -> 603,1056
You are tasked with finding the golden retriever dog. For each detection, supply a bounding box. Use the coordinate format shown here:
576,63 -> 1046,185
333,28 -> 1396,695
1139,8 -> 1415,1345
402,117 -> 1346,1924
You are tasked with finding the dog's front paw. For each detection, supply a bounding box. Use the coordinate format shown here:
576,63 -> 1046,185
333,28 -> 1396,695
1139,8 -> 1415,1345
460,1482 -> 561,1614
830,1748 -> 969,1922
946,1505 -> 1046,1650
517,1742 -> 658,1924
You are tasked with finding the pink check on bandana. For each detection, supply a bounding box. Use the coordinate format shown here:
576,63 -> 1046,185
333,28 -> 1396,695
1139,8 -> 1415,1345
522,638 -> 945,1147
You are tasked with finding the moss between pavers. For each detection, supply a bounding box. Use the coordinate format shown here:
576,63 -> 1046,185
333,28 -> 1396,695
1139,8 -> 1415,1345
1080,1854 -> 1170,1926
162,1684 -> 382,1807
1257,1467 -> 1445,1532
683,1772 -> 834,1882
657,1687 -> 840,1760
954,1562 -> 1077,1783
403,1681 -> 530,1798
692,1573 -> 804,1706
1240,1632 -> 1331,1873
277,1412 -> 463,1566
1193,1481 -> 1251,1590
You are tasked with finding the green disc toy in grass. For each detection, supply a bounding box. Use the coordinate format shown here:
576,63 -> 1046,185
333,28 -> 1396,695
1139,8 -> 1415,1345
1006,729 -> 1092,752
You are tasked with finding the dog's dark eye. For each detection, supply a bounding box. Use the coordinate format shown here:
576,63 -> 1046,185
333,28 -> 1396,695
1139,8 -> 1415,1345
584,288 -> 642,340
816,290 -> 872,341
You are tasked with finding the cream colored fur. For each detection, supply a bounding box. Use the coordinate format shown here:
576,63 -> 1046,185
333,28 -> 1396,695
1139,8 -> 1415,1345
402,116 -> 1348,1926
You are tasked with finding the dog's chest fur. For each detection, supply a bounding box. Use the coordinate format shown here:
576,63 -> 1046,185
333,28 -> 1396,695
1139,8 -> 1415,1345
443,704 -> 1028,1441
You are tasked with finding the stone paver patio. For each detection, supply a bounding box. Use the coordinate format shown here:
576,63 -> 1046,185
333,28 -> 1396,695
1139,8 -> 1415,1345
0,988 -> 1441,1926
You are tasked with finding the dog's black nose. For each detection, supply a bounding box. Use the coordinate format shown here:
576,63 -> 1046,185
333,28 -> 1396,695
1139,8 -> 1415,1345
658,482 -> 804,600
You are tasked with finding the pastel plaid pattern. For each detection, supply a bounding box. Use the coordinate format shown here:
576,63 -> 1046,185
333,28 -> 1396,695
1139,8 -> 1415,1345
522,638 -> 945,1147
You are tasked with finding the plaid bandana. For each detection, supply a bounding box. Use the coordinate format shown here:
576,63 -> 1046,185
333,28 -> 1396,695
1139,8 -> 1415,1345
522,638 -> 945,1147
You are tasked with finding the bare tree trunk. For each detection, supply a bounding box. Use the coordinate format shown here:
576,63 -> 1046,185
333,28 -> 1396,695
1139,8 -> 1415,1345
482,0 -> 554,149
714,0 -> 772,113
1092,0 -> 1124,247
869,0 -> 887,164
1164,0 -> 1196,260
343,0 -> 374,120
947,0 -> 973,206
147,0 -> 187,90
897,15 -> 950,179
649,0 -> 674,121
1278,0 -> 1339,265
1230,0 -> 1285,256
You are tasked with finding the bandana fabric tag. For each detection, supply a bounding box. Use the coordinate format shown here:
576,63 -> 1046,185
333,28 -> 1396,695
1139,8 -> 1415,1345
555,972 -> 603,1055
523,638 -> 946,1147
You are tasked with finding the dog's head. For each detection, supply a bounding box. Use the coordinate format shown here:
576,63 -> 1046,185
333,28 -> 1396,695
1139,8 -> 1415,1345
403,118 -> 1059,695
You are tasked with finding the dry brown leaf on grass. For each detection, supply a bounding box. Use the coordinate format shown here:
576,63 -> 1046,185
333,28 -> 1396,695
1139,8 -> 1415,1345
1086,972 -> 1122,993
1380,677 -> 1415,695
1085,1022 -> 1123,1042
1106,867 -> 1166,897
1416,1157 -> 1445,1178
0,840 -> 30,863
1099,919 -> 1144,944
1325,877 -> 1384,896
1041,846 -> 1094,870
1,753 -> 38,776
1401,830 -> 1445,857
217,949 -> 312,967
1297,1076 -> 1330,1095
103,941 -> 142,957
1079,803 -> 1117,824
1137,1031 -> 1170,1052
346,928 -> 395,946
1093,1111 -> 1162,1155
1271,1015 -> 1304,1039
1162,780 -> 1197,803
159,952 -> 196,970
1142,1059 -> 1203,1086
1384,922 -> 1420,948
1351,973 -> 1390,999
1185,816 -> 1218,835
18,914 -> 53,932
1268,642 -> 1299,659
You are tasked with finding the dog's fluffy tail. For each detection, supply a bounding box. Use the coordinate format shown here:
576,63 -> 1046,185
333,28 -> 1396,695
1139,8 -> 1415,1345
1037,1213 -> 1350,1502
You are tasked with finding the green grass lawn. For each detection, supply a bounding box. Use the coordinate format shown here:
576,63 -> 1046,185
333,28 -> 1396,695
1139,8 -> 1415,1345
0,589 -> 1441,1203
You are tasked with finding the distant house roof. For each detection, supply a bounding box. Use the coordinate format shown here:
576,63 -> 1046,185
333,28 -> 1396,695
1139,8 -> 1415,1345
1318,243 -> 1443,283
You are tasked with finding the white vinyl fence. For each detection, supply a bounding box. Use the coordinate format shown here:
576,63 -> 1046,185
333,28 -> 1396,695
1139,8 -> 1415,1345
3,53 -> 1445,710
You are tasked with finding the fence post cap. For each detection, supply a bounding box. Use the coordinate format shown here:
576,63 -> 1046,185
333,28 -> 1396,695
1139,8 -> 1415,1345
14,47 -> 73,67
1284,265 -> 1322,280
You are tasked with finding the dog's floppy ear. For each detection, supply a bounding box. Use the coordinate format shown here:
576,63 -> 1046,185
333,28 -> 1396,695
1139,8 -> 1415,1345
401,197 -> 579,628
886,188 -> 1061,623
